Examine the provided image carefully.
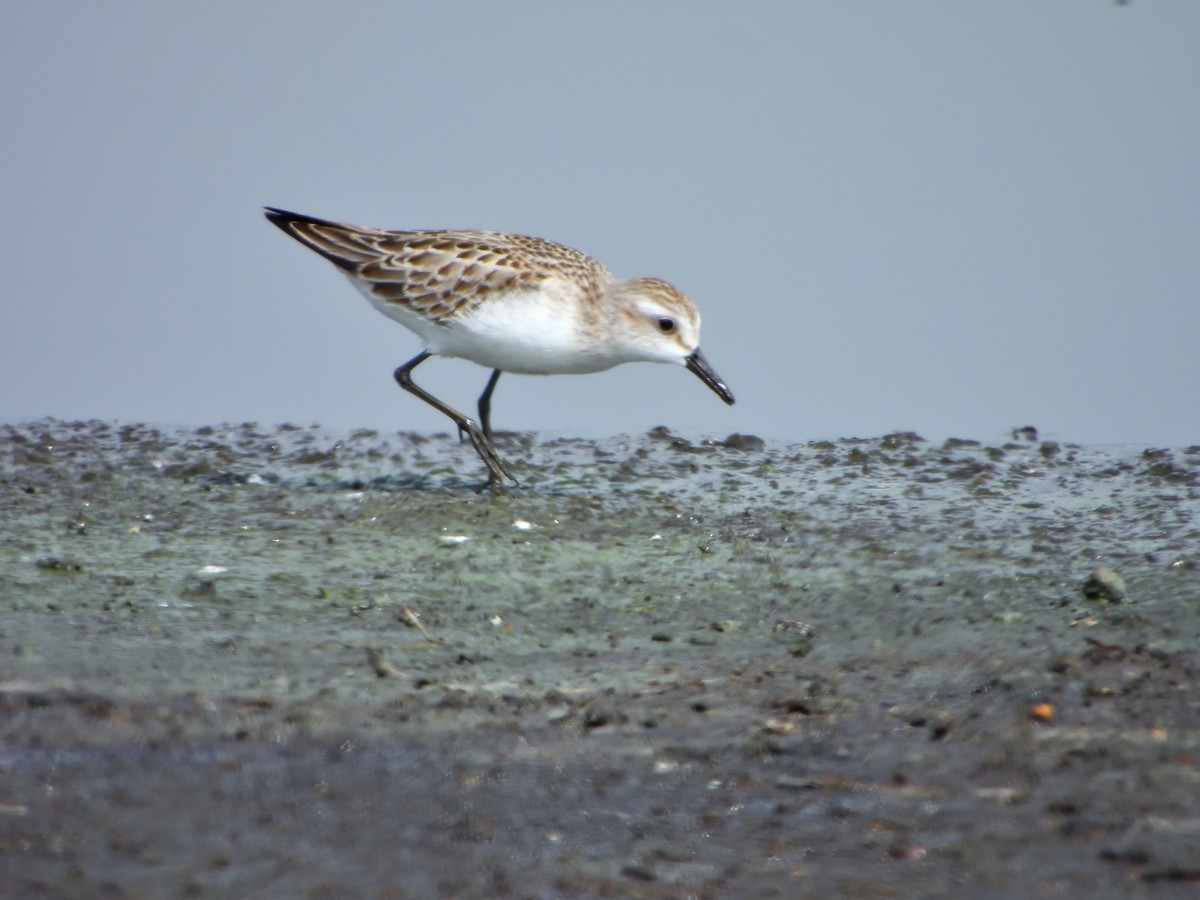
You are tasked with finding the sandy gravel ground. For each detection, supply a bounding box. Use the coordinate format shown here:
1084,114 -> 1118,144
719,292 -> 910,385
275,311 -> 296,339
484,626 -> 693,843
1,419 -> 1198,898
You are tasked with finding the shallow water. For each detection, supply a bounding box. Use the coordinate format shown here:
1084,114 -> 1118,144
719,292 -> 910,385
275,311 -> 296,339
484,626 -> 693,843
2,419 -> 1198,896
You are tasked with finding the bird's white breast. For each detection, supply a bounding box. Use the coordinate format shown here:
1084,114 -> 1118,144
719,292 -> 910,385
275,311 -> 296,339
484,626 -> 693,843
354,277 -> 621,375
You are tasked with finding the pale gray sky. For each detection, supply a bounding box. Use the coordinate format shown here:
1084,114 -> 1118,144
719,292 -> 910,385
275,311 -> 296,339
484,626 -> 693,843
3,2 -> 1197,446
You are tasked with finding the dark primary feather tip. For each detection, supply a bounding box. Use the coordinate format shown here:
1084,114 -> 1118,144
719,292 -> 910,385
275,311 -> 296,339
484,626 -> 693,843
263,206 -> 303,235
263,207 -> 366,271
264,206 -> 339,229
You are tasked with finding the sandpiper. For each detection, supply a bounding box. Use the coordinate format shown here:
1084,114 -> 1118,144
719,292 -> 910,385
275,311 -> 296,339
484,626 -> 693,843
265,208 -> 734,488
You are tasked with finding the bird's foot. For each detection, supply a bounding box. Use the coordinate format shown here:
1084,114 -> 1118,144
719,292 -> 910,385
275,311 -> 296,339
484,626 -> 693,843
460,419 -> 517,492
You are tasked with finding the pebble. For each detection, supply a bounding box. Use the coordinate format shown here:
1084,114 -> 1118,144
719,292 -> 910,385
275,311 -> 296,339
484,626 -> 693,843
722,433 -> 765,451
1082,568 -> 1127,603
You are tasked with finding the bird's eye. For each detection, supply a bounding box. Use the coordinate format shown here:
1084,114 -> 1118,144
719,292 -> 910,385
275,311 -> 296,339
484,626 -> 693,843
657,317 -> 676,334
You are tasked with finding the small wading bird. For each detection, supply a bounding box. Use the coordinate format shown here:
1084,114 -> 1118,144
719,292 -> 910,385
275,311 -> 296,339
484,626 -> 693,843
265,208 -> 734,489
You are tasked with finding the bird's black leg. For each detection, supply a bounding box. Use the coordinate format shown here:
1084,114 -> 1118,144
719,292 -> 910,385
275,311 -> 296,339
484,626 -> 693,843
393,351 -> 516,490
477,369 -> 502,441
456,368 -> 502,444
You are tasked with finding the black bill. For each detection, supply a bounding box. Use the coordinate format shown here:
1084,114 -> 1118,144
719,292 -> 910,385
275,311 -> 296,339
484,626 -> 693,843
685,349 -> 735,405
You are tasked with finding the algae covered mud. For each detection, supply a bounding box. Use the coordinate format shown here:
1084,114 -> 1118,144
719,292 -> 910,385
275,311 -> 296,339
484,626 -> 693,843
2,419 -> 1198,897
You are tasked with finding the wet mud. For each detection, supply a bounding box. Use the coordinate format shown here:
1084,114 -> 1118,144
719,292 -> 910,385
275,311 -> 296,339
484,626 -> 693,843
1,419 -> 1198,897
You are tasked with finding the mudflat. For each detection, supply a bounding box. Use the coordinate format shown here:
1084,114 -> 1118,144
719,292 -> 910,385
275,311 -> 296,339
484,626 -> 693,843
2,419 -> 1197,897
